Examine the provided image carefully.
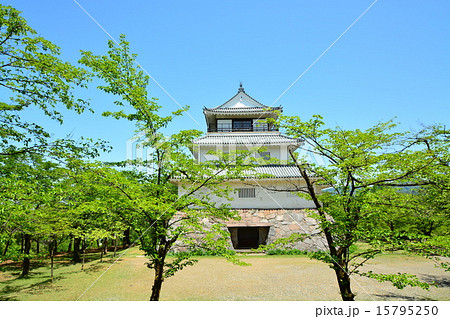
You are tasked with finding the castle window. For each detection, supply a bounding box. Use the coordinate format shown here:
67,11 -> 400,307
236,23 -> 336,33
233,119 -> 252,131
259,151 -> 270,160
253,119 -> 269,131
217,119 -> 232,132
237,188 -> 256,198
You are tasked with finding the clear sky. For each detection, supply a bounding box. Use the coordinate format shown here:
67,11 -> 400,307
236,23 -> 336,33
3,0 -> 449,162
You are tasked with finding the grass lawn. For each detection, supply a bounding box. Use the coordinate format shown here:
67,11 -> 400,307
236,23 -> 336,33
1,247 -> 449,301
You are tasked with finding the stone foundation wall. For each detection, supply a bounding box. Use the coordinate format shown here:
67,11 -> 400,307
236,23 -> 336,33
227,209 -> 328,252
172,209 -> 327,252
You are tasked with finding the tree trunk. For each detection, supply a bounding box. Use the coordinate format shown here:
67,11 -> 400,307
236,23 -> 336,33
335,267 -> 355,301
150,260 -> 165,301
36,239 -> 40,254
327,247 -> 355,301
81,238 -> 86,271
72,237 -> 82,263
123,228 -> 131,247
21,234 -> 32,276
2,239 -> 10,256
150,236 -> 174,301
20,234 -> 24,254
49,239 -> 56,282
67,236 -> 72,253
113,235 -> 117,258
100,238 -> 104,262
50,253 -> 54,282
103,237 -> 108,254
289,149 -> 356,301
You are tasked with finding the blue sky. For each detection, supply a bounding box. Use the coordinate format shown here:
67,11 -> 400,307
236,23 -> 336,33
4,0 -> 449,162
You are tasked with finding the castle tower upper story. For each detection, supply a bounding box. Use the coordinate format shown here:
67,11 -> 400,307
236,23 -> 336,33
193,84 -> 302,163
203,83 -> 281,133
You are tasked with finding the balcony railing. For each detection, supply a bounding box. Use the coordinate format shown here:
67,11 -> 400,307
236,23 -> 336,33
207,126 -> 278,133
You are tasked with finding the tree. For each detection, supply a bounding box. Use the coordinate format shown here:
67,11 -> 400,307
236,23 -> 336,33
0,4 -> 110,277
270,114 -> 448,300
61,159 -> 128,267
79,35 -> 247,300
397,125 -> 450,271
0,152 -> 67,275
0,4 -> 91,157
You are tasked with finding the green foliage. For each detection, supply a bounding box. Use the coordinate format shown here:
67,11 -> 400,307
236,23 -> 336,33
79,34 -> 175,134
169,249 -> 236,257
253,233 -> 307,253
403,235 -> 450,271
275,114 -> 449,300
0,5 -> 110,273
358,271 -> 435,290
266,249 -> 308,256
79,35 -> 251,300
0,152 -> 110,269
307,251 -> 337,264
148,253 -> 198,279
0,153 -> 70,263
0,4 -> 92,157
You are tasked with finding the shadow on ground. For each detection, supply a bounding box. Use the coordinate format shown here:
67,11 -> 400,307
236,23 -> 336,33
373,293 -> 435,301
0,276 -> 66,300
0,260 -> 49,273
420,274 -> 450,288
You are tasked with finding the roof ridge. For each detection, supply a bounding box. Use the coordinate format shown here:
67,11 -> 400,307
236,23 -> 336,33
237,90 -> 268,109
209,91 -> 241,110
204,86 -> 276,110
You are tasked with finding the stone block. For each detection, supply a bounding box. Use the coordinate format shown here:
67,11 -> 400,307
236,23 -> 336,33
291,213 -> 304,222
266,212 -> 275,219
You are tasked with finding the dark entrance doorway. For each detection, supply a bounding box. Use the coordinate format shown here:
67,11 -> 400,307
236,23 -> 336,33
237,227 -> 259,248
228,226 -> 270,249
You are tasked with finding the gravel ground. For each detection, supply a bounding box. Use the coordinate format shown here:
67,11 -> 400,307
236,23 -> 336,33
159,254 -> 450,301
3,249 -> 447,301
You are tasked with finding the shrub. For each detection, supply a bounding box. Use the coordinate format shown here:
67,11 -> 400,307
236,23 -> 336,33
169,249 -> 236,257
266,249 -> 308,255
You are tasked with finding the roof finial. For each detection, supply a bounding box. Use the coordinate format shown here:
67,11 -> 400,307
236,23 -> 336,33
238,81 -> 245,93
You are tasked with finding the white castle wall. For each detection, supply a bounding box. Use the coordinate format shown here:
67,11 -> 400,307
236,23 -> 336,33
197,144 -> 290,163
178,180 -> 321,210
